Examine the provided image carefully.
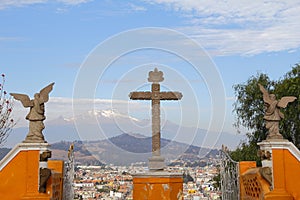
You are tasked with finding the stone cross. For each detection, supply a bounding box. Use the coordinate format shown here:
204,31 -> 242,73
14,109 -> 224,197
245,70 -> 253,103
129,68 -> 183,170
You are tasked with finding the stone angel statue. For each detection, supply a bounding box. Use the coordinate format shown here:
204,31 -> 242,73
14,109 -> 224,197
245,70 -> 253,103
258,83 -> 297,139
10,82 -> 54,143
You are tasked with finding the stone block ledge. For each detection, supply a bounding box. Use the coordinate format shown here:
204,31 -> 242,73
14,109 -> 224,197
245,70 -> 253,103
0,142 -> 50,171
258,139 -> 300,162
133,171 -> 183,178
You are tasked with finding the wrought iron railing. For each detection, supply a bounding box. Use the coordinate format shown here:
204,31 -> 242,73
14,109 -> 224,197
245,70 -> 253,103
63,144 -> 75,200
220,146 -> 240,200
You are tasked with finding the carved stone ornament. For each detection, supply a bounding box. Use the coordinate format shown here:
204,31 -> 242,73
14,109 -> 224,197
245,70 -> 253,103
259,167 -> 272,185
39,168 -> 51,193
40,150 -> 52,162
258,149 -> 271,160
258,83 -> 297,139
10,82 -> 54,143
148,68 -> 164,83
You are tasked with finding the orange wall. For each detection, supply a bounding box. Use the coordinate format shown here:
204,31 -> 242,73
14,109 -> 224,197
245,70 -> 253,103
48,160 -> 64,173
48,160 -> 64,200
0,150 -> 41,199
272,149 -> 300,199
0,150 -> 64,200
133,176 -> 183,200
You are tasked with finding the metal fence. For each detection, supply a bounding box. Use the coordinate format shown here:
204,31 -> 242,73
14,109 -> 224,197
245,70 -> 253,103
220,146 -> 240,200
63,144 -> 75,200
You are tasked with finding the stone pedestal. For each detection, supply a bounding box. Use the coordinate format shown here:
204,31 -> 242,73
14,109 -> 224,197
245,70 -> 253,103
133,171 -> 183,200
148,156 -> 165,171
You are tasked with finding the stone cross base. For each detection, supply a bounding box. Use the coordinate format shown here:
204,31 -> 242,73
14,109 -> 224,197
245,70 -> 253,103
148,156 -> 165,171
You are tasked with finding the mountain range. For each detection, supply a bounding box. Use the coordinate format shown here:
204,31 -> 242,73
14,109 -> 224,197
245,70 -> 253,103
5,109 -> 245,150
49,133 -> 221,166
0,132 -> 220,166
2,109 -> 244,165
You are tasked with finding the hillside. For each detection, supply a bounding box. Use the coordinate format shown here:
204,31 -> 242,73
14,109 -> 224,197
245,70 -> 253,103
1,133 -> 220,166
50,141 -> 104,166
50,133 -> 219,166
0,148 -> 11,160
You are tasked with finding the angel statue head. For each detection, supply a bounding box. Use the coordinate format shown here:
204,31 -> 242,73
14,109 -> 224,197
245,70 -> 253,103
269,94 -> 276,101
34,93 -> 40,99
10,82 -> 54,143
258,83 -> 297,140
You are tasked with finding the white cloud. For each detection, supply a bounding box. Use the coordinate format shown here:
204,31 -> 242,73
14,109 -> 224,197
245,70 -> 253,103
128,3 -> 147,12
146,0 -> 300,55
57,0 -> 91,5
0,37 -> 22,42
0,0 -> 45,9
3,0 -> 299,55
0,0 -> 91,9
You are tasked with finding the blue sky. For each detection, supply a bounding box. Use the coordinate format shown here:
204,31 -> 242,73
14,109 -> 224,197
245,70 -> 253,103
1,0 -> 300,137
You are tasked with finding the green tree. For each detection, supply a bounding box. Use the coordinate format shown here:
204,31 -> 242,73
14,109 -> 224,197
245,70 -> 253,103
230,142 -> 260,165
231,64 -> 300,161
274,65 -> 300,147
0,74 -> 15,146
233,73 -> 272,145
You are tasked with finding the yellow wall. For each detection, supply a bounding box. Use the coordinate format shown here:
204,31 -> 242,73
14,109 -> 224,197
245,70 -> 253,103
133,175 -> 183,200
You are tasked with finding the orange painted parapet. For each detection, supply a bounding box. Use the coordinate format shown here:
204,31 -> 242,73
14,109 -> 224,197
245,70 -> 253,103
239,161 -> 257,200
47,171 -> 63,200
239,161 -> 257,174
0,149 -> 41,199
279,148 -> 300,200
48,160 -> 64,200
133,172 -> 183,200
264,144 -> 300,200
0,143 -> 64,200
258,140 -> 300,200
240,167 -> 271,200
48,160 -> 64,173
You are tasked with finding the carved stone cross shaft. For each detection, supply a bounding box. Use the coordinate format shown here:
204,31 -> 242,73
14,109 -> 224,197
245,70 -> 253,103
129,68 -> 183,170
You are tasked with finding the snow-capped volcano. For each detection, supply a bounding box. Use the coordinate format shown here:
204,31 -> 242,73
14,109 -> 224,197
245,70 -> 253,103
87,109 -> 140,122
7,109 -> 244,149
54,109 -> 142,125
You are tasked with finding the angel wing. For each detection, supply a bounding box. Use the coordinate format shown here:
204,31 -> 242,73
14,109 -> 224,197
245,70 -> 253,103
10,93 -> 33,107
258,83 -> 271,104
39,82 -> 54,103
277,96 -> 297,108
